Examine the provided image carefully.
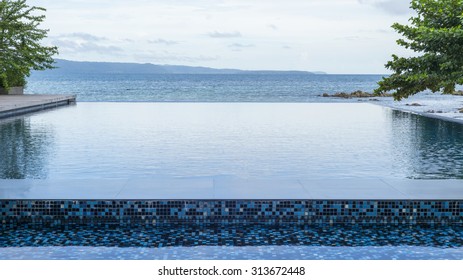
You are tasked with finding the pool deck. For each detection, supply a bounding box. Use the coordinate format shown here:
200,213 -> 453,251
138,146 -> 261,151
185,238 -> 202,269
0,94 -> 76,119
1,177 -> 462,200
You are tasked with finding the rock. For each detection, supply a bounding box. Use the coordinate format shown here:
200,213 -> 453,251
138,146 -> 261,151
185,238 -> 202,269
321,91 -> 393,99
458,108 -> 463,113
406,103 -> 422,106
369,98 -> 380,101
333,92 -> 350,98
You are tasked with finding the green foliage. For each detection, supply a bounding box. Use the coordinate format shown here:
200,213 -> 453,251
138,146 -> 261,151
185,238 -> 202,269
375,0 -> 463,100
0,0 -> 58,90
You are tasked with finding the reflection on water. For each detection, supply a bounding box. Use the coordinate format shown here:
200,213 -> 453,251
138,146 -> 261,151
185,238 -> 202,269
0,118 -> 53,179
390,110 -> 463,179
0,103 -> 462,180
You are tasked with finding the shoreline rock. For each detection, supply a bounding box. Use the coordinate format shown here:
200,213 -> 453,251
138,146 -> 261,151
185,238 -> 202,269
321,90 -> 393,99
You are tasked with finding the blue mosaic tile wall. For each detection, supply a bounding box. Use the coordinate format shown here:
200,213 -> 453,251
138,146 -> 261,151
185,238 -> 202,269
1,200 -> 463,226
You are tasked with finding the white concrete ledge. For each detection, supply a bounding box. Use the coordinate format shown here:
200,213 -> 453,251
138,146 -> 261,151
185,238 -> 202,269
0,94 -> 76,119
0,177 -> 462,200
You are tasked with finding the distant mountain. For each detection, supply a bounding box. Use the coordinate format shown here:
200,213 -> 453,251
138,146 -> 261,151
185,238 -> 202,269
37,59 -> 325,75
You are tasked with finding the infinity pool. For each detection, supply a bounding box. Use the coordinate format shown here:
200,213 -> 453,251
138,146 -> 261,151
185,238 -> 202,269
0,102 -> 462,180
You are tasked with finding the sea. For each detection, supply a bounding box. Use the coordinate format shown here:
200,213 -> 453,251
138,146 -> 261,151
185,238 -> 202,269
26,73 -> 385,102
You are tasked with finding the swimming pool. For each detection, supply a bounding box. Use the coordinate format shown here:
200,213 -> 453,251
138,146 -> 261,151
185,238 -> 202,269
0,102 -> 462,180
1,102 -> 463,260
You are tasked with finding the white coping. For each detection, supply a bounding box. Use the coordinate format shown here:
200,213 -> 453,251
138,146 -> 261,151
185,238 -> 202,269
0,177 -> 462,200
370,93 -> 463,125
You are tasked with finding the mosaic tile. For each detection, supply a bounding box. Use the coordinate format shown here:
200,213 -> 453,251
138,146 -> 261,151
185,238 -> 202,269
1,199 -> 462,225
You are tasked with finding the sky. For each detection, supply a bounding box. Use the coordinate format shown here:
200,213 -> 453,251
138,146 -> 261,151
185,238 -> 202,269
31,0 -> 416,74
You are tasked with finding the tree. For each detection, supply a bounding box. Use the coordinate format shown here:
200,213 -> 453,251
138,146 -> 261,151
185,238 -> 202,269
375,0 -> 463,100
0,0 -> 58,91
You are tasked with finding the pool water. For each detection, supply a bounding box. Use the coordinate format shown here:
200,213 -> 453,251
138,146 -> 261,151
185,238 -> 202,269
0,102 -> 462,180
1,224 -> 463,260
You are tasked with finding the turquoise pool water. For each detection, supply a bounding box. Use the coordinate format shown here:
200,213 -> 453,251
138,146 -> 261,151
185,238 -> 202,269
0,102 -> 462,180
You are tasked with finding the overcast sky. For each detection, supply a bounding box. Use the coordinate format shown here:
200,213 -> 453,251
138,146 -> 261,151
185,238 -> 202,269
31,0 -> 415,74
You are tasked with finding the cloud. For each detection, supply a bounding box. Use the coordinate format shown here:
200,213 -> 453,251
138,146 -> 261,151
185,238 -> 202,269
52,39 -> 122,54
228,43 -> 254,52
133,52 -> 219,63
335,36 -> 373,41
207,31 -> 242,38
376,29 -> 392,34
228,43 -> 254,48
267,24 -> 278,30
55,32 -> 107,41
358,0 -> 411,15
51,32 -> 122,55
148,38 -> 180,45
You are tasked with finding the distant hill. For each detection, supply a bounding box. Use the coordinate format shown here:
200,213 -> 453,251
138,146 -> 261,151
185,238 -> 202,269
37,59 -> 325,75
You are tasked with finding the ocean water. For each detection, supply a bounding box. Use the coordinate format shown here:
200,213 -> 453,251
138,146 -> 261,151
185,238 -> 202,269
26,73 -> 384,102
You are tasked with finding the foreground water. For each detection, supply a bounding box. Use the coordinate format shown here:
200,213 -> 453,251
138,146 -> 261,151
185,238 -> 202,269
1,103 -> 462,180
